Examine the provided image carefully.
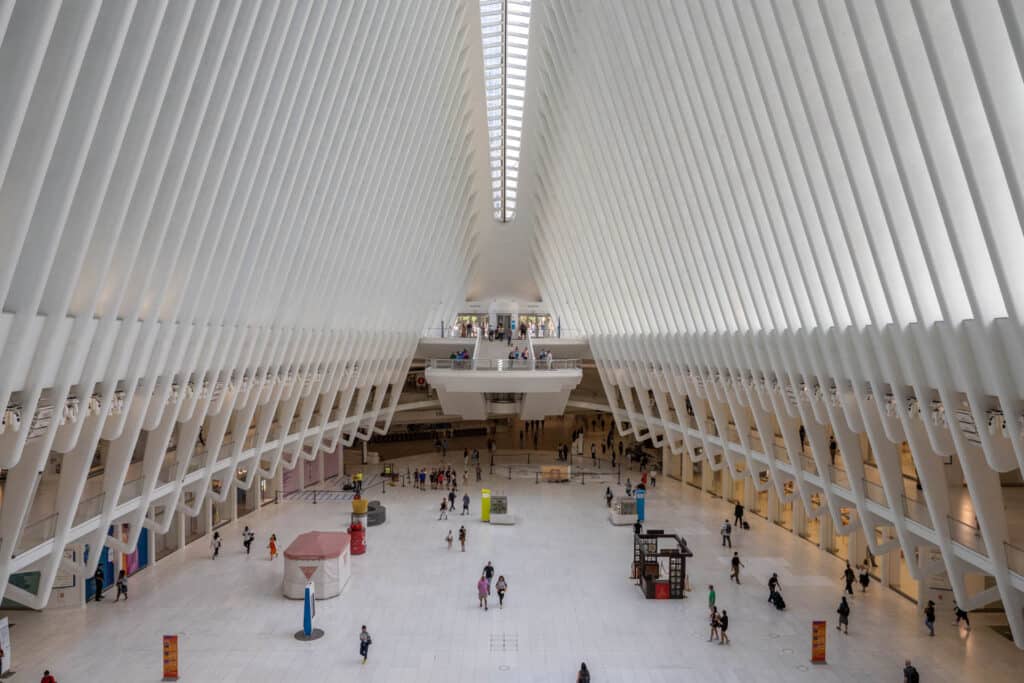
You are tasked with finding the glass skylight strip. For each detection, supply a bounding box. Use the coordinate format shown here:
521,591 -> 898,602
480,0 -> 530,222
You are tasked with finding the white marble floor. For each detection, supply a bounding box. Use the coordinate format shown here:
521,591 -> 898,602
5,453 -> 1023,682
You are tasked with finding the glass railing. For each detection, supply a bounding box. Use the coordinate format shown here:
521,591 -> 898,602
829,466 -> 850,489
1005,542 -> 1024,576
800,454 -> 818,474
118,478 -> 145,505
862,479 -> 889,506
74,492 -> 105,527
15,512 -> 58,556
901,495 -> 933,528
428,358 -> 581,371
947,516 -> 986,556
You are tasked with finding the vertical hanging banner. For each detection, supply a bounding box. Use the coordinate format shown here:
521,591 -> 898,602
810,621 -> 827,664
162,634 -> 179,680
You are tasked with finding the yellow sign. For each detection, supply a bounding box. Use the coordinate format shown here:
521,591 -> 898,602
810,621 -> 826,664
162,634 -> 179,680
481,489 -> 491,522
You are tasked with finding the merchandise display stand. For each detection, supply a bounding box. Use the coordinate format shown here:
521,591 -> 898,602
631,529 -> 692,599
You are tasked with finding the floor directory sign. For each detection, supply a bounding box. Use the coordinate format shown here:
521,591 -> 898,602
162,634 -> 179,680
810,621 -> 827,664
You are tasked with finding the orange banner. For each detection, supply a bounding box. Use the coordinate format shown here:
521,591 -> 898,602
810,620 -> 827,664
162,634 -> 179,680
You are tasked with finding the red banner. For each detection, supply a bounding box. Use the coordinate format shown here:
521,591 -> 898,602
162,635 -> 179,680
811,620 -> 827,664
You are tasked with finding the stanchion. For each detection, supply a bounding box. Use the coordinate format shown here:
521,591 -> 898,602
535,471 -> 539,484
313,491 -> 317,505
508,466 -> 512,480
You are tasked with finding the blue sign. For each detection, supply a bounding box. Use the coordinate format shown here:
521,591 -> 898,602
635,487 -> 646,522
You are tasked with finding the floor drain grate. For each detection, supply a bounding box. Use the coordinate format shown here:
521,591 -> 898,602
490,633 -> 519,652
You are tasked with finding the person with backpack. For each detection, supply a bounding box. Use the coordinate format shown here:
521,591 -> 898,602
730,552 -> 744,584
359,625 -> 372,664
767,572 -> 781,601
115,570 -> 128,602
721,520 -> 732,548
577,662 -> 591,682
924,600 -> 936,636
843,562 -> 855,595
836,597 -> 850,634
903,659 -> 920,683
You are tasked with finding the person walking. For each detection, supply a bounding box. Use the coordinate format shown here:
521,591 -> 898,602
625,478 -> 632,497
954,600 -> 971,630
924,600 -> 936,636
483,561 -> 495,592
359,625 -> 372,664
459,526 -> 467,552
439,498 -> 448,520
577,662 -> 591,682
730,552 -> 744,584
115,570 -> 128,602
767,572 -> 781,601
903,659 -> 920,683
478,575 -> 490,610
843,562 -> 855,595
605,486 -> 613,507
462,492 -> 470,515
268,533 -> 278,560
93,565 -> 104,602
734,502 -> 744,528
721,519 -> 732,548
708,605 -> 720,642
243,526 -> 254,555
496,575 -> 508,609
719,609 -> 730,645
858,564 -> 870,592
446,530 -> 453,550
211,531 -> 221,560
41,671 -> 58,683
836,596 -> 850,634
708,584 -> 716,610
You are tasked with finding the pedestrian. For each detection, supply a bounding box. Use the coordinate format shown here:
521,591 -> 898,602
903,659 -> 920,683
721,519 -> 732,548
459,526 -> 467,552
954,600 -> 971,630
708,584 -> 716,610
464,448 -> 469,468
650,471 -> 656,487
446,530 -> 453,550
462,492 -> 470,515
359,625 -> 372,664
475,463 -> 482,481
719,609 -> 730,645
734,502 -> 744,528
625,478 -> 632,496
767,572 -> 780,601
496,575 -> 508,608
591,443 -> 597,465
858,564 -> 870,592
836,596 -> 850,634
843,562 -> 855,595
708,605 -> 720,641
268,533 -> 278,560
484,561 -> 495,591
924,600 -> 936,636
605,486 -> 613,507
211,531 -> 221,559
41,671 -> 57,683
577,662 -> 591,682
115,570 -> 128,602
93,565 -> 104,602
243,526 -> 254,555
439,498 -> 448,520
478,575 -> 489,610
730,552 -> 744,584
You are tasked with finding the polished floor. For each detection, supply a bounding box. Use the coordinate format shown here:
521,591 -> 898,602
5,451 -> 1022,682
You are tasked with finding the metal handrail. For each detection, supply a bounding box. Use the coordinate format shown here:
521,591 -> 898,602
15,512 -> 59,556
428,358 -> 581,371
901,495 -> 933,528
829,465 -> 850,489
862,479 -> 888,506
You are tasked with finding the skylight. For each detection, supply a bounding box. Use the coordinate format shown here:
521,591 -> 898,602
480,0 -> 531,223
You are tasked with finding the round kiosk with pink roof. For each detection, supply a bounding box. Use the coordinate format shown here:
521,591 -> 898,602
282,530 -> 352,599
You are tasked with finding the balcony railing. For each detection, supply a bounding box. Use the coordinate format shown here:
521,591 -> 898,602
428,358 -> 581,371
15,512 -> 58,556
1005,541 -> 1024,576
901,495 -> 933,528
800,454 -> 818,474
829,466 -> 850,489
947,516 -> 986,556
862,479 -> 889,506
